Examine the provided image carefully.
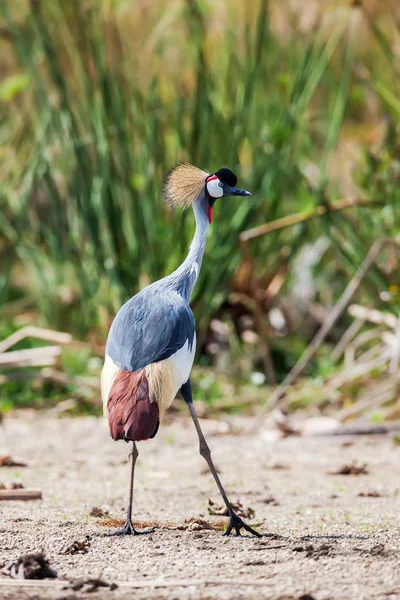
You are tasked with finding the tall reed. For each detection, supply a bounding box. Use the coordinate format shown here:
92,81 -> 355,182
1,1 -> 394,342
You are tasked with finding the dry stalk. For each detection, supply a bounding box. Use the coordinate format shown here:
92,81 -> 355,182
0,326 -> 72,354
0,347 -> 61,369
332,318 -> 365,361
240,198 -> 384,245
254,237 -> 400,421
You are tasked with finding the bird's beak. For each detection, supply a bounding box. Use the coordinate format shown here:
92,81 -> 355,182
223,185 -> 251,197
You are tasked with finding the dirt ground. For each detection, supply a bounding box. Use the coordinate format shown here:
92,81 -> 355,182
0,411 -> 399,600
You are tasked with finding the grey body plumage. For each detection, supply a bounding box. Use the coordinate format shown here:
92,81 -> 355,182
106,289 -> 195,372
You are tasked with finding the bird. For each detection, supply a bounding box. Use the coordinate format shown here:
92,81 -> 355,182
101,163 -> 261,538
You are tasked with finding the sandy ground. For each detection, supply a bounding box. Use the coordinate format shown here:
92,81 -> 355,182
0,412 -> 399,600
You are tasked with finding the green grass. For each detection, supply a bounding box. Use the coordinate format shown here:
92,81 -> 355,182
0,2 -> 357,329
0,0 -> 399,371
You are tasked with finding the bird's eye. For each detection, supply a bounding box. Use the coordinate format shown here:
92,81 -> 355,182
206,176 -> 224,199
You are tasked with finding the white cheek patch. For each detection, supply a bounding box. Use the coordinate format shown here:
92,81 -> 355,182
206,176 -> 223,199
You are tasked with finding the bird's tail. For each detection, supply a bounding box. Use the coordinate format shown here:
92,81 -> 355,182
107,369 -> 159,442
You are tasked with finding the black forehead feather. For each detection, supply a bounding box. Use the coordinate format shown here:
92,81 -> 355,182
215,168 -> 237,187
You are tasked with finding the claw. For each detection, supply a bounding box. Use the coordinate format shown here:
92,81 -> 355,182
105,518 -> 155,537
223,512 -> 261,538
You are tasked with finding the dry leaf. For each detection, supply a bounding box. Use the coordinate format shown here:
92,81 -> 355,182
180,518 -> 216,532
89,506 -> 109,518
357,490 -> 382,497
341,441 -> 353,448
2,552 -> 57,579
0,456 -> 27,467
328,462 -> 369,475
262,495 -> 279,505
7,482 -> 24,489
208,498 -> 255,519
268,462 -> 290,470
62,536 -> 91,555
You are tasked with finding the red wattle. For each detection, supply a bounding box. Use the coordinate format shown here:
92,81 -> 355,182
207,206 -> 213,224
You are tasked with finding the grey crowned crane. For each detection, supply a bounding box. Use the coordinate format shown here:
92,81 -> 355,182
101,163 -> 260,538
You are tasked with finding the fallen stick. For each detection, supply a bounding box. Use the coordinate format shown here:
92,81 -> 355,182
0,326 -> 71,354
0,489 -> 42,501
310,424 -> 400,436
0,346 -> 61,368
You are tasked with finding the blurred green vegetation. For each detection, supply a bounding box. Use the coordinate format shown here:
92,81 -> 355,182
0,0 -> 400,411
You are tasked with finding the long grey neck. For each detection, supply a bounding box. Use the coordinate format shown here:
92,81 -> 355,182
166,192 -> 209,302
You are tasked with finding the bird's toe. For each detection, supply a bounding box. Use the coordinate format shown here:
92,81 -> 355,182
223,512 -> 261,538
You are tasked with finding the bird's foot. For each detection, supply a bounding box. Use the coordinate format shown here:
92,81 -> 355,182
105,518 -> 155,537
223,512 -> 261,538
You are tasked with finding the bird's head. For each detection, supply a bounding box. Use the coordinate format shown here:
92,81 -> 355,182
164,163 -> 251,224
205,167 -> 251,224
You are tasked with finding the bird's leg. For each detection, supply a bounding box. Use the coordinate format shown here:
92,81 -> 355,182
106,441 -> 154,536
181,380 -> 261,538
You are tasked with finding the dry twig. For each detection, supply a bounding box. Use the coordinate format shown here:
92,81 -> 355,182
0,326 -> 72,354
0,489 -> 42,501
